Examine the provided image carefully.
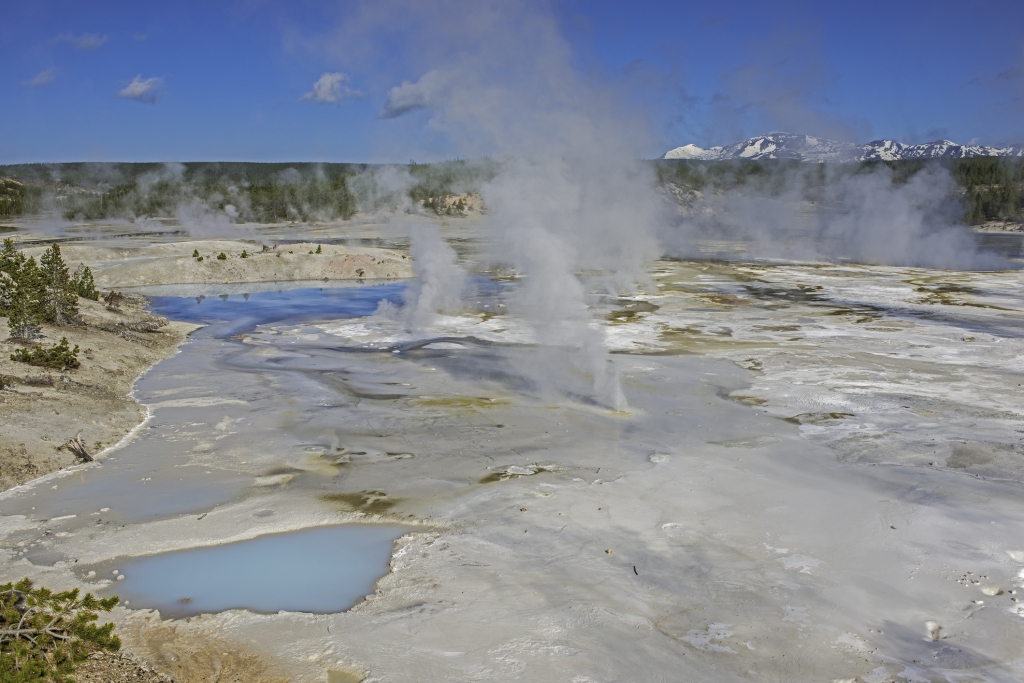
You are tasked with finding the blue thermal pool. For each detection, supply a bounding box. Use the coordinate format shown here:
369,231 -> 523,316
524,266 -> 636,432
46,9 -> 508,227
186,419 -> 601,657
101,525 -> 408,618
146,282 -> 408,336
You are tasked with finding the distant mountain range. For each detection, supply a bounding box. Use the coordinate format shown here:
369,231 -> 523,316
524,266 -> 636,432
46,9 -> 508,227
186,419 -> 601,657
662,132 -> 1024,162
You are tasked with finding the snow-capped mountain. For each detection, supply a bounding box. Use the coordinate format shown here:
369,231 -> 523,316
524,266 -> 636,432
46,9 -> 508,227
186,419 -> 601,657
662,132 -> 1024,162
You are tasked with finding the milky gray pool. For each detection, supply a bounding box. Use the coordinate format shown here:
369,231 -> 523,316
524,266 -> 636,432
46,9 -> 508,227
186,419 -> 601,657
102,524 -> 408,619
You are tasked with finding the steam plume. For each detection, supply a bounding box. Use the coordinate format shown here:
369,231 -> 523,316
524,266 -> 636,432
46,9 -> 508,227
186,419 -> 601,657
321,0 -> 666,410
397,224 -> 466,329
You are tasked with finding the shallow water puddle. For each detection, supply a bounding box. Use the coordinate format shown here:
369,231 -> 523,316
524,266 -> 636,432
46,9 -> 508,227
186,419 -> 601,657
100,525 -> 408,618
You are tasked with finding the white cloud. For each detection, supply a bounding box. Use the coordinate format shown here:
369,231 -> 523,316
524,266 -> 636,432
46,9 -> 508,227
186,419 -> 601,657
21,68 -> 56,88
132,33 -> 148,42
301,72 -> 362,104
51,32 -> 109,50
117,75 -> 164,103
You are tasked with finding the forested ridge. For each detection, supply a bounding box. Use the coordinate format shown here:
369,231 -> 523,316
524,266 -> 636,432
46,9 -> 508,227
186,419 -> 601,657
0,159 -> 496,223
655,157 -> 1024,225
0,177 -> 43,218
1,157 -> 1021,226
951,158 -> 1024,224
1,162 -> 365,223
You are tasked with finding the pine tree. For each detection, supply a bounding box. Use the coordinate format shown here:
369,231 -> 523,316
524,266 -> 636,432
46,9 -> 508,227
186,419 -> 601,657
0,238 -> 18,274
7,256 -> 42,339
69,264 -> 99,301
0,270 -> 15,314
38,244 -> 78,324
0,239 -> 21,314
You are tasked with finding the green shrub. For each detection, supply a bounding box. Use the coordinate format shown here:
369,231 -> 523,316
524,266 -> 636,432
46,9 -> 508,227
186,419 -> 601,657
11,337 -> 80,370
315,245 -> 322,254
102,290 -> 123,311
1,578 -> 120,683
216,252 -> 227,260
240,250 -> 249,258
192,249 -> 199,258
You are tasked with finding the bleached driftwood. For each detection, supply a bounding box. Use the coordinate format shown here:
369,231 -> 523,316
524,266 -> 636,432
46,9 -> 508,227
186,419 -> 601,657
57,430 -> 93,462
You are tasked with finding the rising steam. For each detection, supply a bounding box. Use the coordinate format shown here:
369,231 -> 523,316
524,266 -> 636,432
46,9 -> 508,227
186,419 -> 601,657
661,162 -> 1009,270
394,224 -> 466,329
326,0 -> 666,410
7,0 -> 1010,411
322,0 -> 1010,411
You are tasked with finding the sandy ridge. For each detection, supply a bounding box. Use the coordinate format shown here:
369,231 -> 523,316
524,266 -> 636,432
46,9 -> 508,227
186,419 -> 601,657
17,240 -> 414,288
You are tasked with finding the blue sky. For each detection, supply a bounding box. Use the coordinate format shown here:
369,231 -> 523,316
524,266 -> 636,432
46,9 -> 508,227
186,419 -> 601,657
2,0 -> 1023,163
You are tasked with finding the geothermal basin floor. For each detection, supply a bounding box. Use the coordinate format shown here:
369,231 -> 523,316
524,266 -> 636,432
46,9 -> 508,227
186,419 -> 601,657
1,260 -> 1023,682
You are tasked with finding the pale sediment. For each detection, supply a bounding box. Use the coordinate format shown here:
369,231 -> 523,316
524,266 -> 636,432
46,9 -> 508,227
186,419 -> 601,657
18,240 -> 414,289
0,296 -> 200,492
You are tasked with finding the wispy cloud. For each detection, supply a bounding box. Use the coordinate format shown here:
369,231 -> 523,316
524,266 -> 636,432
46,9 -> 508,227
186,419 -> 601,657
20,68 -> 56,88
970,63 -> 1024,86
301,72 -> 362,103
117,75 -> 164,103
994,64 -> 1024,83
132,33 -> 148,42
50,32 -> 109,50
